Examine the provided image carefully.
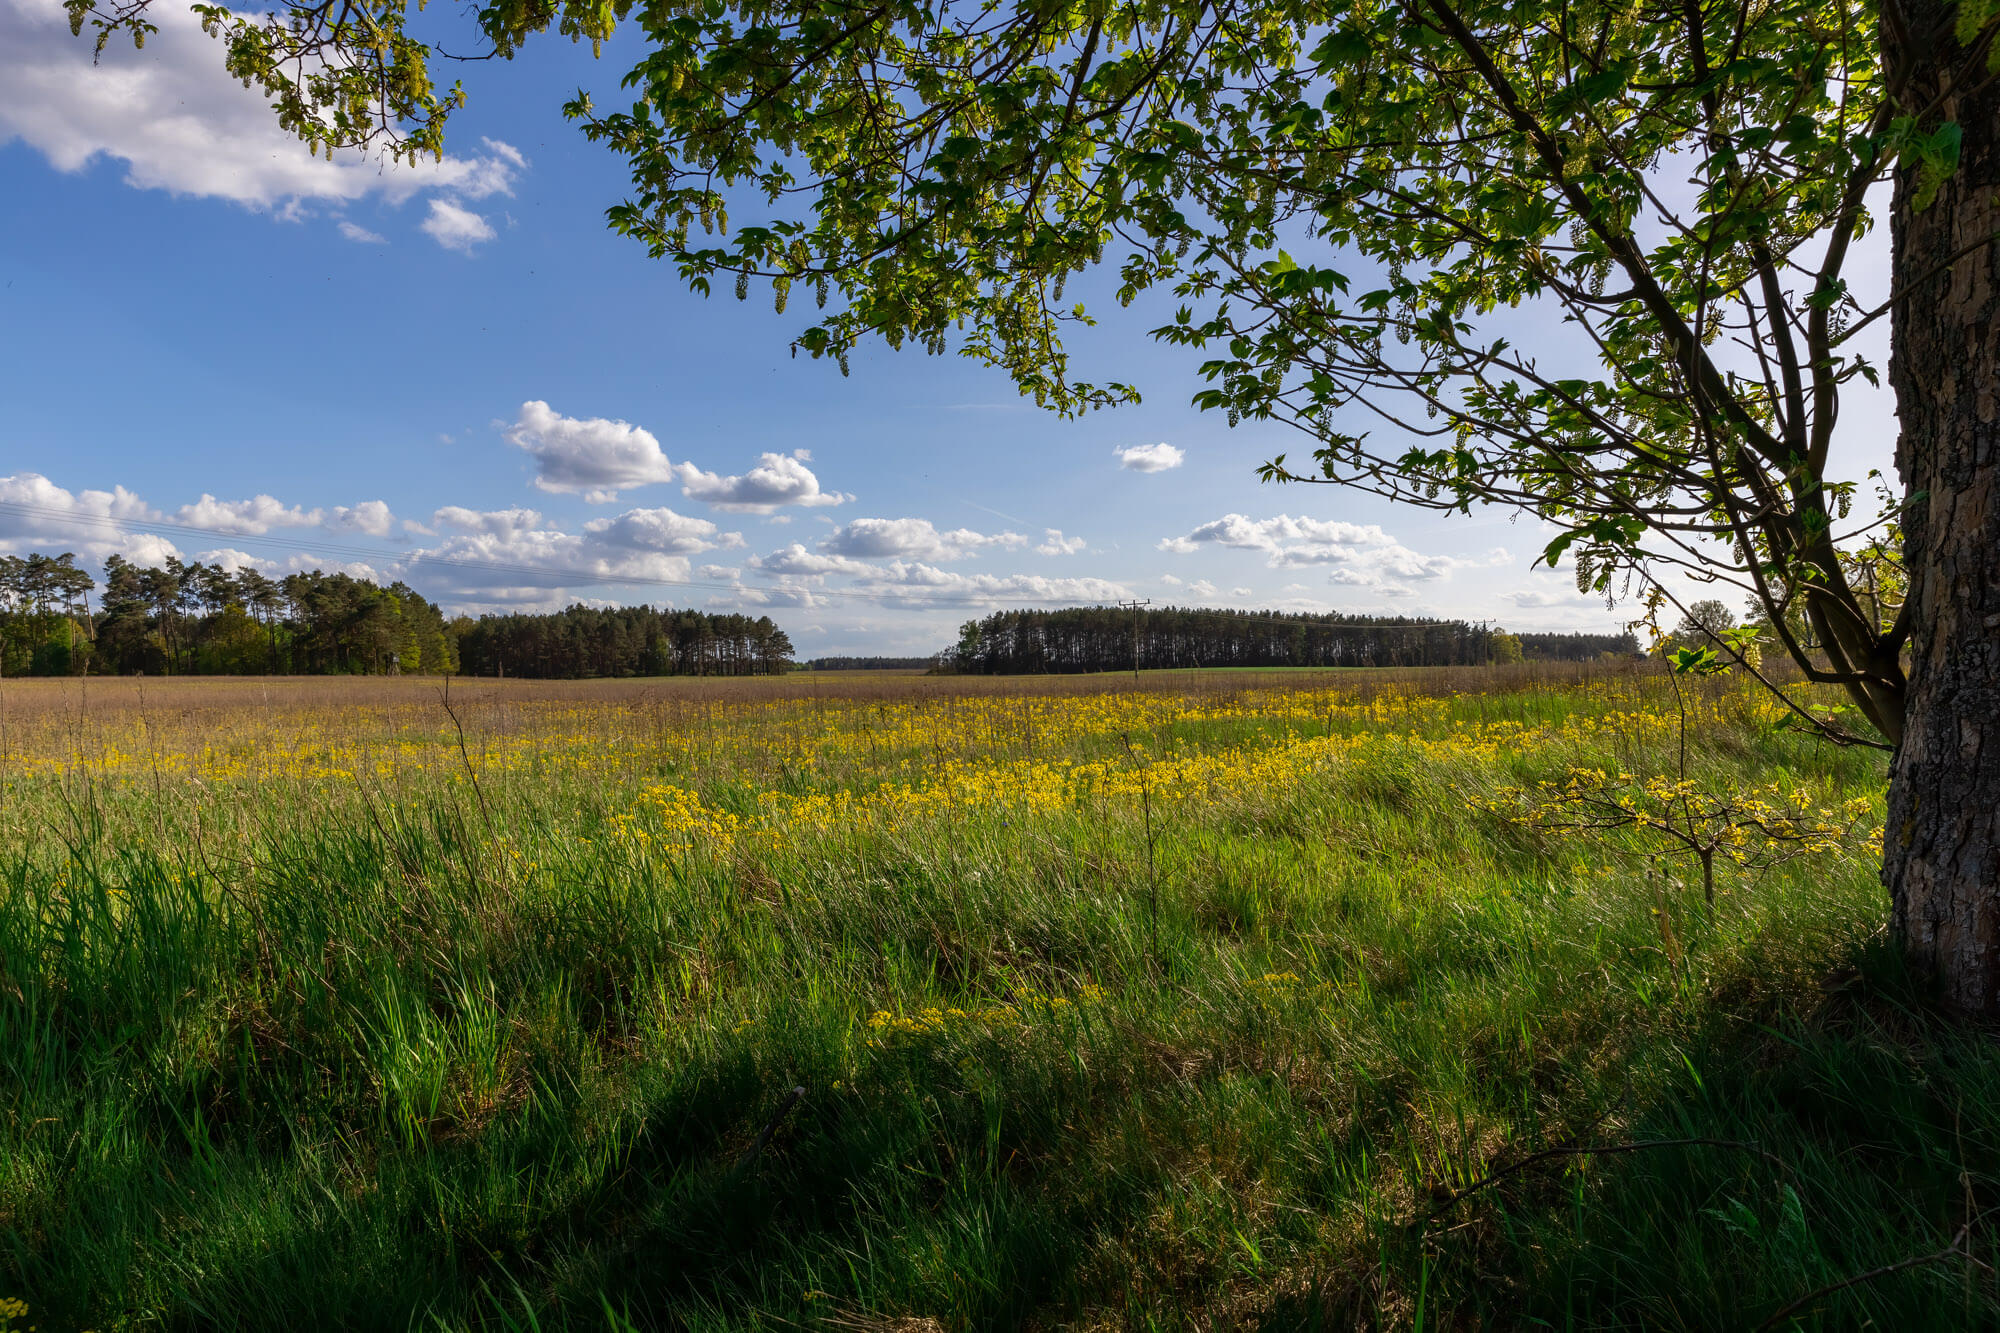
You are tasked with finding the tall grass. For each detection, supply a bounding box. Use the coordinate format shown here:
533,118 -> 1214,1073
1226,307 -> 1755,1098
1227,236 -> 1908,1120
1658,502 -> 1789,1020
1,667 -> 1991,1330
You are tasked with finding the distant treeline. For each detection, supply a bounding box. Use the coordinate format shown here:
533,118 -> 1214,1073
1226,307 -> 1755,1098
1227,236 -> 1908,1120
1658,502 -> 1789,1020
0,551 -> 793,678
4,549 -> 1635,681
1515,631 -> 1640,661
803,656 -> 937,671
950,606 -> 1491,674
947,606 -> 1640,675
454,605 -> 793,678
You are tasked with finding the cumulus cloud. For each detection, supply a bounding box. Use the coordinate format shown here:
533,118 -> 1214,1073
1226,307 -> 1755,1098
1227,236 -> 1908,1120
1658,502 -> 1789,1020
0,471 -> 177,563
1035,528 -> 1087,556
819,517 -> 1026,562
719,583 -> 828,610
0,0 -> 525,229
327,500 -> 395,537
406,504 -> 733,601
1161,574 -> 1220,599
337,221 -> 386,244
738,525 -> 1127,610
1,474 -> 403,566
582,506 -> 734,555
750,543 -> 875,578
1114,442 -> 1185,472
841,563 -> 1128,609
506,401 -> 680,502
192,547 -> 263,572
1157,513 -> 1393,558
420,199 -> 497,253
175,493 -> 320,535
1161,512 -> 1508,591
505,402 -> 853,511
434,506 -> 544,537
740,535 -> 1128,610
677,450 -> 850,513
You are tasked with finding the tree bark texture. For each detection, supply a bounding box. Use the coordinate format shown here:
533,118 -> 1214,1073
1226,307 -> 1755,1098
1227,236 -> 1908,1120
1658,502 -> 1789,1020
1884,4 -> 2000,1013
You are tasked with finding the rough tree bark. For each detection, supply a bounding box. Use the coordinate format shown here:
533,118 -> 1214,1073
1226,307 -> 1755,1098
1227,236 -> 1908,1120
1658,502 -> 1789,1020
1884,1 -> 2000,1014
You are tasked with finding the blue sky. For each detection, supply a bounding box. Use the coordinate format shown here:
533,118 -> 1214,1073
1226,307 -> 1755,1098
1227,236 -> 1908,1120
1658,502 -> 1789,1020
0,0 -> 1894,656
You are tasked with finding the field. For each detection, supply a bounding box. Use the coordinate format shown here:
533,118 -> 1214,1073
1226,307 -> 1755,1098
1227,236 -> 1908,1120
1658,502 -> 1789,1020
1,666 -> 1995,1330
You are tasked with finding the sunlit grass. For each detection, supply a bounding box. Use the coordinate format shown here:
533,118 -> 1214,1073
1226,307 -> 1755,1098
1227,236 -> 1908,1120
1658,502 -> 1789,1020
2,666 -> 1990,1330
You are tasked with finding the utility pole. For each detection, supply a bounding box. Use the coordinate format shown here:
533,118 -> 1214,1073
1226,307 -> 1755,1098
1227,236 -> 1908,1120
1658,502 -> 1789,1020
1118,599 -> 1151,679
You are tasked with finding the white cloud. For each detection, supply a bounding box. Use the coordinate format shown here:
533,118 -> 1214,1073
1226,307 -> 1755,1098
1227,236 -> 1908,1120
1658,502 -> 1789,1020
819,517 -> 1026,562
844,562 -> 1128,608
337,220 -> 386,244
1158,513 -> 1393,558
582,506 -> 733,555
1114,442 -> 1185,473
1161,512 -> 1509,591
1035,528 -> 1087,556
741,534 -> 1128,609
420,199 -> 497,253
750,543 -> 875,578
506,401 -> 680,501
175,493 -> 320,535
0,471 -> 177,563
1159,575 -> 1220,599
434,506 -> 546,538
407,504 -> 730,601
327,500 -> 395,537
719,583 -> 827,610
192,547 -> 264,572
505,403 -> 853,512
0,0 -> 526,218
280,553 -> 388,581
677,450 -> 850,513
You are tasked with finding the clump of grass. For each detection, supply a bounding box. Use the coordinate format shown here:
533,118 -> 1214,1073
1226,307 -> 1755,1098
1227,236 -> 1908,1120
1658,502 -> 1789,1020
2,668 -> 1987,1330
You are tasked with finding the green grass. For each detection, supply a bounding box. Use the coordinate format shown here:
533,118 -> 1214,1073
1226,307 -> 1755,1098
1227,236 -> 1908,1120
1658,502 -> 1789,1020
2,672 -> 1994,1330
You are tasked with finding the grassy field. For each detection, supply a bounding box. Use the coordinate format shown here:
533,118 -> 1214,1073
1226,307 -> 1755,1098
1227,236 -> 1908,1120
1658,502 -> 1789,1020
1,665 -> 1995,1330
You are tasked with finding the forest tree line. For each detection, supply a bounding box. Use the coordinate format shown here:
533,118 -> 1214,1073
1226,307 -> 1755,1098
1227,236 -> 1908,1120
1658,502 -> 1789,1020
1511,631 -> 1643,662
453,605 -> 794,678
803,656 -> 936,671
946,606 -> 1632,674
4,551 -> 1634,680
0,552 -> 792,678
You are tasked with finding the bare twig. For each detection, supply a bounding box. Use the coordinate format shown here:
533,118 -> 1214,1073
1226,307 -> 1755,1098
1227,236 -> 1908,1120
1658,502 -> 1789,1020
1426,1137 -> 1787,1223
736,1085 -> 807,1172
1754,1217 -> 1995,1330
437,676 -> 496,844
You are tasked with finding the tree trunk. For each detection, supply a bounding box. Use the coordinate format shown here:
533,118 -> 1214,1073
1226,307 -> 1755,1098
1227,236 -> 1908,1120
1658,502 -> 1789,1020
1884,3 -> 2000,1014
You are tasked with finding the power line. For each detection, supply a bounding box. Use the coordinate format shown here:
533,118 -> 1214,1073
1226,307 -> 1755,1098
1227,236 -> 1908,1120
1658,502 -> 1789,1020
0,497 -> 1500,630
1117,598 -> 1151,678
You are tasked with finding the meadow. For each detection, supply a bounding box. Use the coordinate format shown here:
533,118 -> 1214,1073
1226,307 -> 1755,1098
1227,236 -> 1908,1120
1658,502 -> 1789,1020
1,665 -> 1994,1330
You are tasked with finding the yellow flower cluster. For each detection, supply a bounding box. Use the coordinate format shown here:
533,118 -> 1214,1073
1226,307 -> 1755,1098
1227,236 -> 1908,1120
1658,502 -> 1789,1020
8,676 -> 1730,788
864,985 -> 1107,1044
